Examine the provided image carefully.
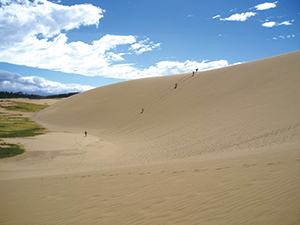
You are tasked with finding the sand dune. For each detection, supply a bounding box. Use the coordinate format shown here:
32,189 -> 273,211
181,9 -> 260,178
33,50 -> 300,166
1,50 -> 300,224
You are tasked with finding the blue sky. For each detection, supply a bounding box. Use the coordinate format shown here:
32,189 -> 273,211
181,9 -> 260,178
0,0 -> 299,95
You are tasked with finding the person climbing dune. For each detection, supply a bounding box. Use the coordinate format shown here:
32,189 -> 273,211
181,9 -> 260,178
141,108 -> 144,114
174,83 -> 178,89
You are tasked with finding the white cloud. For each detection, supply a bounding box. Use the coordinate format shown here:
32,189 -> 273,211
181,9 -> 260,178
0,0 -> 229,82
79,58 -> 229,80
262,21 -> 277,27
0,70 -> 94,95
139,59 -> 229,79
262,20 -> 293,27
0,0 -> 104,47
279,20 -> 293,26
212,14 -> 221,19
272,34 -> 296,40
254,1 -> 278,11
220,12 -> 256,21
0,1 -> 160,78
129,38 -> 161,55
0,32 -> 162,78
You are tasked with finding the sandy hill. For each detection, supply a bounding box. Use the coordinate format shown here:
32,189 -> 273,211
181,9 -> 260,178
34,50 -> 300,166
1,50 -> 300,225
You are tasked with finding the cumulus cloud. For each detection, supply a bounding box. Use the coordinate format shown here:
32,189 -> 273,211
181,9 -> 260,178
0,0 -> 104,46
262,21 -> 277,27
0,0 -> 229,82
254,1 -> 278,11
0,0 -> 162,78
0,70 -> 94,95
139,59 -> 229,79
220,12 -> 256,21
262,20 -> 293,27
86,59 -> 229,80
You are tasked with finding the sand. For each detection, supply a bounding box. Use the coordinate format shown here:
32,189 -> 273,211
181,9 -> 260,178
0,50 -> 300,224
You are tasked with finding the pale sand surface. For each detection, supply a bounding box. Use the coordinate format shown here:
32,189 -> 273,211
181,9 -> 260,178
0,50 -> 300,224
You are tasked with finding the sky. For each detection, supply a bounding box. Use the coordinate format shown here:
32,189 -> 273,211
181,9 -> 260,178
0,0 -> 299,95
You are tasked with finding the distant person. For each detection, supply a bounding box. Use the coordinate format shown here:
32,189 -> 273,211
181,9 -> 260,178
196,68 -> 198,72
174,83 -> 178,89
141,108 -> 144,114
192,71 -> 195,76
84,131 -> 87,137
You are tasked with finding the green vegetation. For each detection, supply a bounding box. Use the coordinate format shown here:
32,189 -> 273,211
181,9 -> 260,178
0,100 -> 49,112
0,113 -> 45,138
0,100 -> 48,158
0,139 -> 24,158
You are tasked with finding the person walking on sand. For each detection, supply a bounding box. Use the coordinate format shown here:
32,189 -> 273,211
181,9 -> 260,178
84,131 -> 87,137
196,68 -> 198,72
174,83 -> 178,89
141,108 -> 144,114
192,71 -> 195,76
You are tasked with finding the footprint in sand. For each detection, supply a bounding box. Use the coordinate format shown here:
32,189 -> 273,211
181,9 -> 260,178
108,174 -> 119,176
172,170 -> 185,174
193,168 -> 208,173
83,175 -> 91,178
267,162 -> 282,166
216,166 -> 230,170
242,164 -> 257,168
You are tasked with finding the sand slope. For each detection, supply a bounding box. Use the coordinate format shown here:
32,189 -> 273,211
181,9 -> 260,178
1,50 -> 300,224
33,50 -> 300,166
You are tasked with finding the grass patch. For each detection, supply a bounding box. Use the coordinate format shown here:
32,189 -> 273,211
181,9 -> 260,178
0,100 -> 49,112
0,100 -> 48,158
0,113 -> 45,138
0,139 -> 24,158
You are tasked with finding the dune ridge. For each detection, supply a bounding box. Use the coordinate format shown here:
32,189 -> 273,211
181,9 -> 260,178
0,50 -> 300,224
